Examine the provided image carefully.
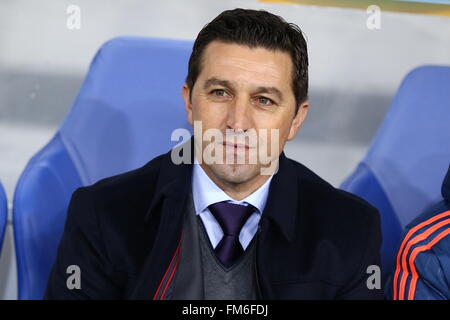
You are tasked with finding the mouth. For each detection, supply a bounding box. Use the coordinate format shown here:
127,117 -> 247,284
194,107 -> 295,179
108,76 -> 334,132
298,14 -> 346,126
222,141 -> 251,150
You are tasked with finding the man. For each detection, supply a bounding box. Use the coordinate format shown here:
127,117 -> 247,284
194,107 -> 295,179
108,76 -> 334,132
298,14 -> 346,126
45,8 -> 383,299
388,165 -> 450,300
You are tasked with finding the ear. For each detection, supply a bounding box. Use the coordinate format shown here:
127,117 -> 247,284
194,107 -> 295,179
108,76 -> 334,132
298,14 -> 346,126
287,101 -> 309,141
182,83 -> 193,126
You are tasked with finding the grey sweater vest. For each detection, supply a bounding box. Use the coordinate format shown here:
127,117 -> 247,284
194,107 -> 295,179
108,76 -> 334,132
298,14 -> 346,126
167,191 -> 258,300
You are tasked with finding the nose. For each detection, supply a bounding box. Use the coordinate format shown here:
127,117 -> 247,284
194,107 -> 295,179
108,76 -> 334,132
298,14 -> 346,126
226,95 -> 253,132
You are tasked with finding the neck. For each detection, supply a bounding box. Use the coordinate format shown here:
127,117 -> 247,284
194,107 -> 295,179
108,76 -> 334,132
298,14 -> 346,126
198,162 -> 273,201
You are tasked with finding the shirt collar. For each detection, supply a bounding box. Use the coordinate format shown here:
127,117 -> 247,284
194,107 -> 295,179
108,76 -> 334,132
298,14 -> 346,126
192,160 -> 274,215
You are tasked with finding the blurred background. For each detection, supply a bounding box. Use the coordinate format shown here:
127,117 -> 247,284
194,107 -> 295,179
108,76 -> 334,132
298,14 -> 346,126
0,0 -> 449,299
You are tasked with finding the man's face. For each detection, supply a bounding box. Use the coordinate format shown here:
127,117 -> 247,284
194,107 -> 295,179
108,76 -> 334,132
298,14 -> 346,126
182,40 -> 308,188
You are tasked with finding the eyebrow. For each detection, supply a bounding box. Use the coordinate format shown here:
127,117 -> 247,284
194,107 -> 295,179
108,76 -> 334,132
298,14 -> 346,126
255,86 -> 283,101
203,77 -> 235,91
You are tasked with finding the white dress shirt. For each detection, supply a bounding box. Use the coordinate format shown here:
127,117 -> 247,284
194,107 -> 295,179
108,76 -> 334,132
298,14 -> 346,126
192,161 -> 273,250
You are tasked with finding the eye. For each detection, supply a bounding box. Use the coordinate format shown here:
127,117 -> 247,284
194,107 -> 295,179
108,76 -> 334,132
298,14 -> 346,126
257,96 -> 275,106
210,89 -> 228,97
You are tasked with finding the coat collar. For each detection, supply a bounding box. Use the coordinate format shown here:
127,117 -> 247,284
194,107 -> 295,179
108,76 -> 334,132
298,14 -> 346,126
143,136 -> 299,242
143,137 -> 195,223
260,151 -> 299,242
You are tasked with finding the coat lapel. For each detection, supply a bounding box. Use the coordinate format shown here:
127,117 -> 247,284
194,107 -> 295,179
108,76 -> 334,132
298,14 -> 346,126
129,138 -> 194,299
256,151 -> 301,299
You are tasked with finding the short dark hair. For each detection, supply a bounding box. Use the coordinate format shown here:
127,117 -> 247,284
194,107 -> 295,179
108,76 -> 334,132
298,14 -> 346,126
186,8 -> 309,114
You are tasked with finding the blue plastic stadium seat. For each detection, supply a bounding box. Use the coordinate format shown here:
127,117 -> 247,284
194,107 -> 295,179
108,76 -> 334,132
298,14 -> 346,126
0,181 -> 7,254
13,37 -> 193,299
341,65 -> 450,278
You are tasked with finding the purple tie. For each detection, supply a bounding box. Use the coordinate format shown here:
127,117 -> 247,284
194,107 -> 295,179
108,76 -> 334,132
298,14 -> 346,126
208,201 -> 255,268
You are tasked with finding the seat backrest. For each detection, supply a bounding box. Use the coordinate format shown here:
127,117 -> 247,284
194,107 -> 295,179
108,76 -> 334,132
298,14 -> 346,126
13,36 -> 193,299
0,181 -> 7,253
60,36 -> 193,185
341,65 -> 450,276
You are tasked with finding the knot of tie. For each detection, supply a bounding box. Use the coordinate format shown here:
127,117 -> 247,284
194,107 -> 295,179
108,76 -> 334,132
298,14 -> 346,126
207,201 -> 255,268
